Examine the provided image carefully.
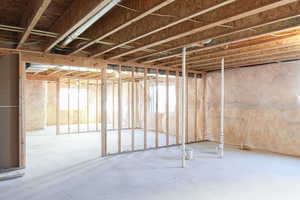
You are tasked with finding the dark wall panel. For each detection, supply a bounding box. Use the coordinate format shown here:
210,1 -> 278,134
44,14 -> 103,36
0,54 -> 20,169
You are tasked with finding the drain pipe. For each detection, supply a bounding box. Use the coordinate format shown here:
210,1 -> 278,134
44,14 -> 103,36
61,0 -> 121,47
181,47 -> 187,168
219,57 -> 225,158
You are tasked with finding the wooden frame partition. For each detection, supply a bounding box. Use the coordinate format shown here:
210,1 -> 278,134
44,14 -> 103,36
4,48 -> 203,167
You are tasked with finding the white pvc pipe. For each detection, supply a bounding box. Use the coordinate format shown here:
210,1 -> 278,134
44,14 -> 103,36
62,0 -> 121,46
181,47 -> 187,168
219,58 -> 225,158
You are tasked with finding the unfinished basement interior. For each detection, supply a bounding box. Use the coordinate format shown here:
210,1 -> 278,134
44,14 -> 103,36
1,0 -> 300,199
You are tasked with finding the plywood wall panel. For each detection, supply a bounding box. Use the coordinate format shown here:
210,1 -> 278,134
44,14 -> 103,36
25,80 -> 46,131
206,61 -> 300,157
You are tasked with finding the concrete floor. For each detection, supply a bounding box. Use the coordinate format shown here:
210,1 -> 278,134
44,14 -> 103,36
0,133 -> 300,200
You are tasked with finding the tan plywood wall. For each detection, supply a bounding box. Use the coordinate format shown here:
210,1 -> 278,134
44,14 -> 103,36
206,61 -> 300,157
25,80 -> 46,131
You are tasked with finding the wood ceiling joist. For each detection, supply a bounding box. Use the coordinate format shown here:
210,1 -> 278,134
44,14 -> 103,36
105,0 -> 298,60
138,14 -> 300,65
17,0 -> 52,49
189,45 -> 300,69
70,0 -> 176,55
88,0 -> 235,58
197,53 -> 300,71
0,47 -> 201,74
46,68 -> 63,76
44,0 -> 112,52
168,33 -> 300,67
191,49 -> 300,70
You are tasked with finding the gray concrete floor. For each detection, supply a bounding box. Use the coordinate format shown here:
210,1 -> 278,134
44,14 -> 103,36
0,131 -> 300,200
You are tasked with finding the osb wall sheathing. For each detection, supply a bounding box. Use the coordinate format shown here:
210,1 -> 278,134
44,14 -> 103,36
206,60 -> 300,157
25,80 -> 46,131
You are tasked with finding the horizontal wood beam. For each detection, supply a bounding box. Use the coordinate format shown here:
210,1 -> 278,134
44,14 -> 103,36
170,34 -> 300,67
138,18 -> 300,64
190,45 -> 300,69
17,0 -> 51,49
161,30 -> 300,66
0,47 -> 203,74
89,0 -> 235,58
70,0 -> 176,55
133,1 -> 300,63
202,53 -> 300,71
44,0 -> 111,52
194,49 -> 300,70
47,68 -> 64,76
107,0 -> 298,59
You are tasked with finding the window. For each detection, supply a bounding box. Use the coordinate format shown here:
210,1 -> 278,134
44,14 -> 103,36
59,88 -> 87,110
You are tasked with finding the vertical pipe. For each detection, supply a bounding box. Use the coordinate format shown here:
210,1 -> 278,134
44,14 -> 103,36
101,65 -> 107,156
56,78 -> 60,135
144,68 -> 148,149
219,58 -> 225,158
77,79 -> 80,133
112,82 -> 115,129
68,79 -> 70,134
166,70 -> 169,146
87,80 -> 89,132
155,68 -> 159,148
181,47 -> 187,168
131,67 -> 135,151
186,72 -> 189,143
118,65 -> 122,153
128,80 -> 130,129
175,71 -> 179,144
194,74 -> 198,142
202,73 -> 207,140
96,79 -> 99,131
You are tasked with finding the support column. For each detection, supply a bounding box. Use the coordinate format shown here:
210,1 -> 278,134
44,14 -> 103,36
181,47 -> 187,168
144,68 -> 148,149
68,79 -> 70,134
77,79 -> 80,134
118,65 -> 122,153
202,74 -> 207,140
101,65 -> 107,156
87,80 -> 89,132
131,67 -> 135,151
155,68 -> 159,148
219,58 -> 225,158
176,71 -> 179,145
194,74 -> 198,142
56,78 -> 60,135
112,82 -> 115,129
166,70 -> 169,146
96,79 -> 99,131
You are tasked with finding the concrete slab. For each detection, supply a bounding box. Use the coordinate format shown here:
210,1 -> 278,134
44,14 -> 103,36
0,140 -> 299,200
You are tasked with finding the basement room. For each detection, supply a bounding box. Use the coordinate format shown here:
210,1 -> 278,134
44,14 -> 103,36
0,0 -> 300,200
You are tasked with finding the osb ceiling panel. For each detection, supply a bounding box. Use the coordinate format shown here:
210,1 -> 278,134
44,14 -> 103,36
36,0 -> 74,31
0,0 -> 26,26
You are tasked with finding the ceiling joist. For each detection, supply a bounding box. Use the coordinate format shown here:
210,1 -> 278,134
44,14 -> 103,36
106,0 -> 298,60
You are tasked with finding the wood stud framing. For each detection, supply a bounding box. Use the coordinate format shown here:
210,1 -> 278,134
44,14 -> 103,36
155,68 -> 159,148
166,70 -> 169,146
144,68 -> 148,149
194,74 -> 198,142
101,65 -> 107,156
131,66 -> 135,151
6,0 -> 300,168
56,78 -> 60,135
118,65 -> 122,153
